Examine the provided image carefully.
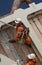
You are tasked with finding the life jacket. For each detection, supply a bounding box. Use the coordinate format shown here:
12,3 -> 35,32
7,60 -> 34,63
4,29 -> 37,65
25,60 -> 35,65
25,57 -> 37,65
17,26 -> 24,32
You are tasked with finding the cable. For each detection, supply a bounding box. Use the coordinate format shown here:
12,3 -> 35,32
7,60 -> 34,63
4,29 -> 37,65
0,21 -> 15,28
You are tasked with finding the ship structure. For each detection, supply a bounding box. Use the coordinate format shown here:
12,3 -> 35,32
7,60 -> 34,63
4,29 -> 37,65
0,0 -> 42,65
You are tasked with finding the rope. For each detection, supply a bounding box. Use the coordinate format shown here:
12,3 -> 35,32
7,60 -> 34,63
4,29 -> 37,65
0,21 -> 15,28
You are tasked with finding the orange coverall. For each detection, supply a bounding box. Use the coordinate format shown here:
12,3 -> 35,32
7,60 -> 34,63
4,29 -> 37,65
25,57 -> 37,65
25,61 -> 35,65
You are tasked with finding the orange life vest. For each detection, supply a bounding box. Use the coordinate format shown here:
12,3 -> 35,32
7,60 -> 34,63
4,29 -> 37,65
25,61 -> 35,65
25,57 -> 37,65
17,26 -> 24,32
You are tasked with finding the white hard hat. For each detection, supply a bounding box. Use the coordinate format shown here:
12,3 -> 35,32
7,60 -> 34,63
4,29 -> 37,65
27,53 -> 35,59
15,18 -> 21,23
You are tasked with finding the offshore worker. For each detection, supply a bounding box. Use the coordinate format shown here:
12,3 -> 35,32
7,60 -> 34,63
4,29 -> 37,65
15,18 -> 24,32
15,18 -> 24,37
15,18 -> 24,40
9,18 -> 24,43
15,18 -> 31,44
25,53 -> 38,65
9,18 -> 31,45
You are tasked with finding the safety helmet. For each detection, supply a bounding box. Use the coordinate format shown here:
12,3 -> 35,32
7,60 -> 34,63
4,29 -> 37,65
27,53 -> 35,59
15,18 -> 21,23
